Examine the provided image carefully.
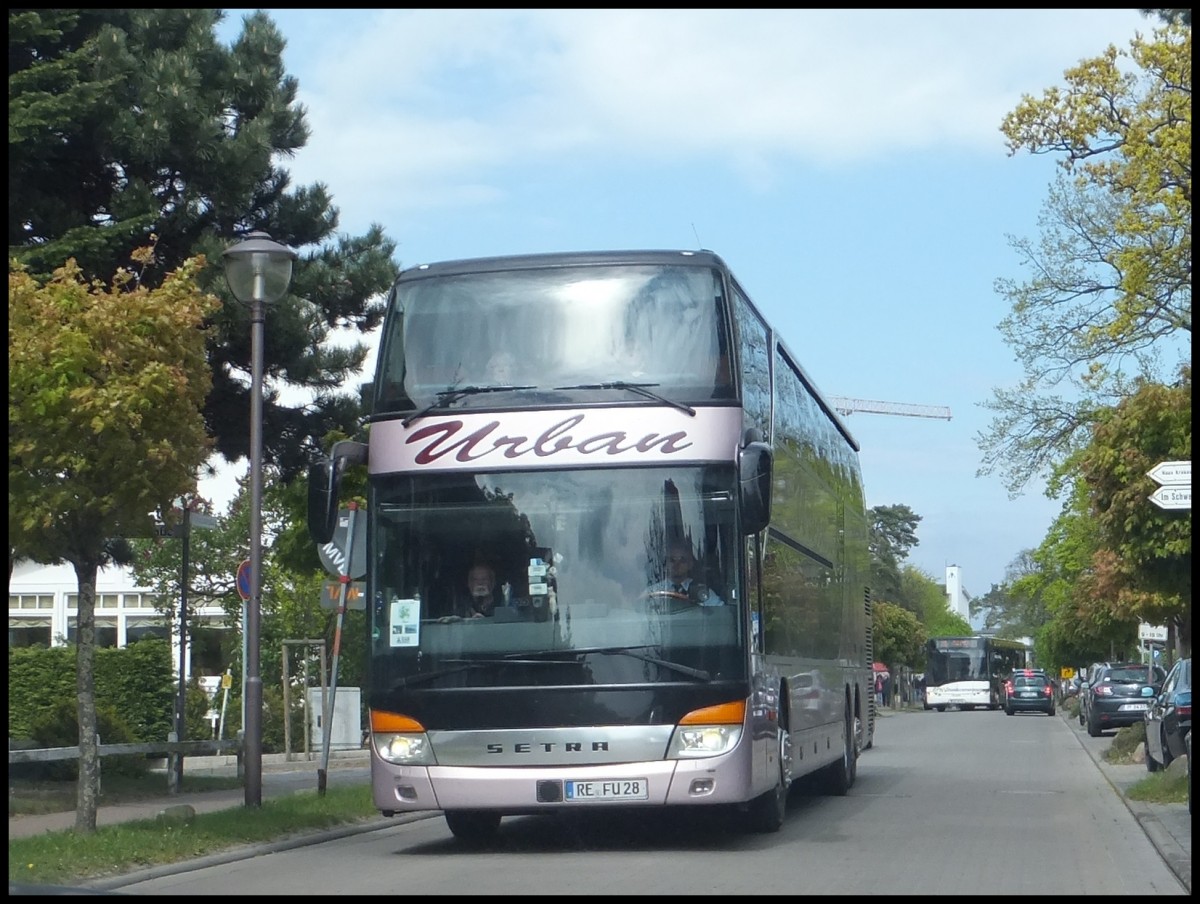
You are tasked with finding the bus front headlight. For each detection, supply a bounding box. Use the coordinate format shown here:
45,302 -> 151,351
370,710 -> 434,765
666,699 -> 746,759
373,732 -> 433,765
669,724 -> 742,758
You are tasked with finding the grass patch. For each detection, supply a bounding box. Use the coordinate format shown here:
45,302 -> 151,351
8,784 -> 377,887
1127,769 -> 1189,804
1102,723 -> 1189,805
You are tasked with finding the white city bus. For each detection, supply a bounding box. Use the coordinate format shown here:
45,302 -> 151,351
923,635 -> 1029,711
309,249 -> 876,840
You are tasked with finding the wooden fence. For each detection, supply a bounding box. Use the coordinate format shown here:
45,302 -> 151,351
9,737 -> 244,794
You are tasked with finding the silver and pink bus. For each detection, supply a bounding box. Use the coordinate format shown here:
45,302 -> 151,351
308,249 -> 876,840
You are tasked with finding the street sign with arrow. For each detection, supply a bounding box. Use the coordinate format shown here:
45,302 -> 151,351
1147,459 -> 1190,511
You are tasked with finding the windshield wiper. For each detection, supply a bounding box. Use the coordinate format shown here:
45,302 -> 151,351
389,662 -> 484,690
491,645 -> 711,681
391,656 -> 584,690
402,384 -> 539,427
554,382 -> 695,416
597,647 -> 711,681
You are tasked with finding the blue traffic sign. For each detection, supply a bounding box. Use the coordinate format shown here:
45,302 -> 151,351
236,558 -> 252,601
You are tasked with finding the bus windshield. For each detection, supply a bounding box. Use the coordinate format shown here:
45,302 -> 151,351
368,464 -> 743,693
926,640 -> 988,685
374,262 -> 734,414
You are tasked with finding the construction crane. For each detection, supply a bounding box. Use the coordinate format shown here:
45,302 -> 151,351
827,397 -> 952,420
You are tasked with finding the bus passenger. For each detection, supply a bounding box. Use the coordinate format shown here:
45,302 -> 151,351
459,562 -> 502,618
486,350 -> 518,384
645,540 -> 724,606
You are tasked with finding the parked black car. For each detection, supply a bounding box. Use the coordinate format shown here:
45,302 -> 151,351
1145,657 -> 1191,772
1002,669 -> 1056,716
1081,662 -> 1165,737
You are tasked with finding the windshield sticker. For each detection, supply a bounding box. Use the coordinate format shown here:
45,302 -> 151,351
390,597 -> 421,648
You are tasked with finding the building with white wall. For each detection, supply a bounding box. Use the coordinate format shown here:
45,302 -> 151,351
945,564 -> 970,622
8,559 -> 233,680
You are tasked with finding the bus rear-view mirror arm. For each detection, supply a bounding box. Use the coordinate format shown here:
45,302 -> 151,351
739,441 -> 772,535
307,440 -> 368,545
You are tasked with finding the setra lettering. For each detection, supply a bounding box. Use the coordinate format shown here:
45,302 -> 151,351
484,740 -> 612,754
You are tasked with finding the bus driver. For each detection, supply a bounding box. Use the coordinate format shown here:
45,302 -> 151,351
645,540 -> 724,606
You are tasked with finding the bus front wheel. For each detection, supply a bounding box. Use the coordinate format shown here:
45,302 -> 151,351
445,810 -> 501,843
744,718 -> 792,833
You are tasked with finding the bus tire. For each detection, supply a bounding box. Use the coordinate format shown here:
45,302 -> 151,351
445,810 -> 501,842
935,706 -> 946,713
815,700 -> 857,797
744,721 -> 792,833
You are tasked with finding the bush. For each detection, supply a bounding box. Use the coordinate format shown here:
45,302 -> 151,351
25,699 -> 149,781
1106,723 -> 1146,764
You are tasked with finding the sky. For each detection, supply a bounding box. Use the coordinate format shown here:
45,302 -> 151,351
204,8 -> 1158,598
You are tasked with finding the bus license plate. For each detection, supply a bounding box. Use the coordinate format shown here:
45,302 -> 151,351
564,779 -> 648,801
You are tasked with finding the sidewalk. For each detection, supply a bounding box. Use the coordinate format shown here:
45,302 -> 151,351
8,749 -> 371,840
1078,737 -> 1191,892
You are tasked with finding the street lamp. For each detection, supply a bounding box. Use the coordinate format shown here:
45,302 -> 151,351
221,230 -> 296,807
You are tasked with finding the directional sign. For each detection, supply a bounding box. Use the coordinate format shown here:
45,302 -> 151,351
1147,460 -> 1190,485
1148,484 -> 1191,510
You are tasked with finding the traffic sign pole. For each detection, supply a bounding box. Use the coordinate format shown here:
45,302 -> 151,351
236,558 -> 251,739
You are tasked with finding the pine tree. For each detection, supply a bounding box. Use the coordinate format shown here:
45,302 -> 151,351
9,9 -> 399,480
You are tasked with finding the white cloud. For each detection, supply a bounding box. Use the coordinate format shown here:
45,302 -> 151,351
254,7 -> 1150,213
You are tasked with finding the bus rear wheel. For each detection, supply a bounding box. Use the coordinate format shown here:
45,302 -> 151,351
445,810 -> 501,842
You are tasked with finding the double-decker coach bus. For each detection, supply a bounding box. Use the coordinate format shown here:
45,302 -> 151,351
308,249 -> 876,840
922,635 -> 1029,712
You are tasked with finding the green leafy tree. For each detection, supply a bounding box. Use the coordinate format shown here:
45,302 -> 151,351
972,550 -> 1053,638
9,248 -> 218,832
1072,366 -> 1191,657
904,565 -> 972,640
1012,477 -> 1134,666
8,9 -> 399,482
1140,9 -> 1191,26
868,504 -> 921,609
871,601 -> 926,671
978,22 -> 1191,495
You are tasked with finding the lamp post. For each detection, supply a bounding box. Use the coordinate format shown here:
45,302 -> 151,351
222,230 -> 296,807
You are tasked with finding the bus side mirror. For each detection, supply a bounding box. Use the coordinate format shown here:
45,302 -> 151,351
307,440 -> 367,545
739,441 -> 772,535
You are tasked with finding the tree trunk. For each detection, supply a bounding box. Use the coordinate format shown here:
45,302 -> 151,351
73,558 -> 100,833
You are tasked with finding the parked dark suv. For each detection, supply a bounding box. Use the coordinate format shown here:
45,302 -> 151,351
1081,662 -> 1165,737
1003,669 -> 1056,716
